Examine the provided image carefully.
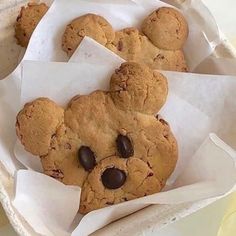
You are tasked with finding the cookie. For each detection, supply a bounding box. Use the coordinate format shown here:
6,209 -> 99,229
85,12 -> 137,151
62,13 -> 115,57
139,35 -> 188,72
16,98 -> 64,156
16,62 -> 178,214
80,156 -> 161,213
15,3 -> 48,47
62,10 -> 188,71
110,61 -> 168,114
141,7 -> 189,50
106,27 -> 142,61
151,49 -> 188,72
108,28 -> 188,72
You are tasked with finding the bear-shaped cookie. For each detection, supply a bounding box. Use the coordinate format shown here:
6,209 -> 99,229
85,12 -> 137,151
16,62 -> 178,214
62,7 -> 188,72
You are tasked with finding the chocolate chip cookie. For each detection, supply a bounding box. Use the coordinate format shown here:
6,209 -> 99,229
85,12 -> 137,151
141,7 -> 189,50
62,13 -> 115,56
139,35 -> 188,72
108,27 -> 188,72
16,62 -> 178,214
15,3 -> 48,47
106,27 -> 143,62
62,8 -> 189,71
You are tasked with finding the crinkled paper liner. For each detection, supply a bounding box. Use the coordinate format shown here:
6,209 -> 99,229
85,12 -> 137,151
0,159 -> 229,236
1,0 -> 236,236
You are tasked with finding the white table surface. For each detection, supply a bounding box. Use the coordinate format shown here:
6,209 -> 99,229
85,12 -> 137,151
202,0 -> 236,46
1,0 -> 236,235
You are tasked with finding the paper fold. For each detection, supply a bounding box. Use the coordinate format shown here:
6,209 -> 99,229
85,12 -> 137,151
13,170 -> 81,236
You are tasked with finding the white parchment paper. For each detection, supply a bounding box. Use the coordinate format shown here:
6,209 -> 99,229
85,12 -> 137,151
12,170 -> 81,236
10,40 -> 236,235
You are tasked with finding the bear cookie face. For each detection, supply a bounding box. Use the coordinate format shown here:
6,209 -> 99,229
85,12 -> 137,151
62,7 -> 189,72
16,62 -> 178,214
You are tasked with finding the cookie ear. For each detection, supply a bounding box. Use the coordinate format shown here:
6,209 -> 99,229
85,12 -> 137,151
62,13 -> 115,57
141,7 -> 188,50
110,62 -> 168,115
16,98 -> 64,156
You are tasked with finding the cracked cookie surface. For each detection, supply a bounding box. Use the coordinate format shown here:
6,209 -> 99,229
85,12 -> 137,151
107,27 -> 188,72
15,3 -> 48,47
62,13 -> 115,56
16,62 -> 178,214
62,8 -> 188,71
142,7 -> 189,50
80,156 -> 162,213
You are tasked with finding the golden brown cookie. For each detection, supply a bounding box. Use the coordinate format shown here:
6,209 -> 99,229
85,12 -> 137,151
16,98 -> 64,156
15,3 -> 48,47
106,27 -> 142,61
108,27 -> 188,72
139,35 -> 188,72
62,13 -> 115,57
110,62 -> 168,114
16,62 -> 178,214
80,156 -> 162,213
141,7 -> 189,50
62,11 -> 189,70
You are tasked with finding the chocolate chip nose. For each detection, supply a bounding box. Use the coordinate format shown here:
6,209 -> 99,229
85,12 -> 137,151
116,134 -> 134,158
78,146 -> 96,171
101,168 -> 126,189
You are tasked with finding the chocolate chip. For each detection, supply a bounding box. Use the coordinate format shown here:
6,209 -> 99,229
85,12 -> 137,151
117,40 -> 123,51
156,116 -> 169,126
78,146 -> 96,171
16,15 -> 21,21
106,202 -> 114,205
159,118 -> 169,126
147,172 -> 154,177
154,54 -> 165,61
101,168 -> 126,189
147,161 -> 152,169
64,143 -> 71,150
49,169 -> 64,179
116,134 -> 134,158
151,17 -> 157,22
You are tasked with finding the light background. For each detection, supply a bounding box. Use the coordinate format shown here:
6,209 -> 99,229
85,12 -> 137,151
1,0 -> 236,235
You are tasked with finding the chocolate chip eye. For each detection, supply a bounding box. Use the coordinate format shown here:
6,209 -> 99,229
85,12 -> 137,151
101,168 -> 126,189
78,146 -> 96,171
116,134 -> 134,158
